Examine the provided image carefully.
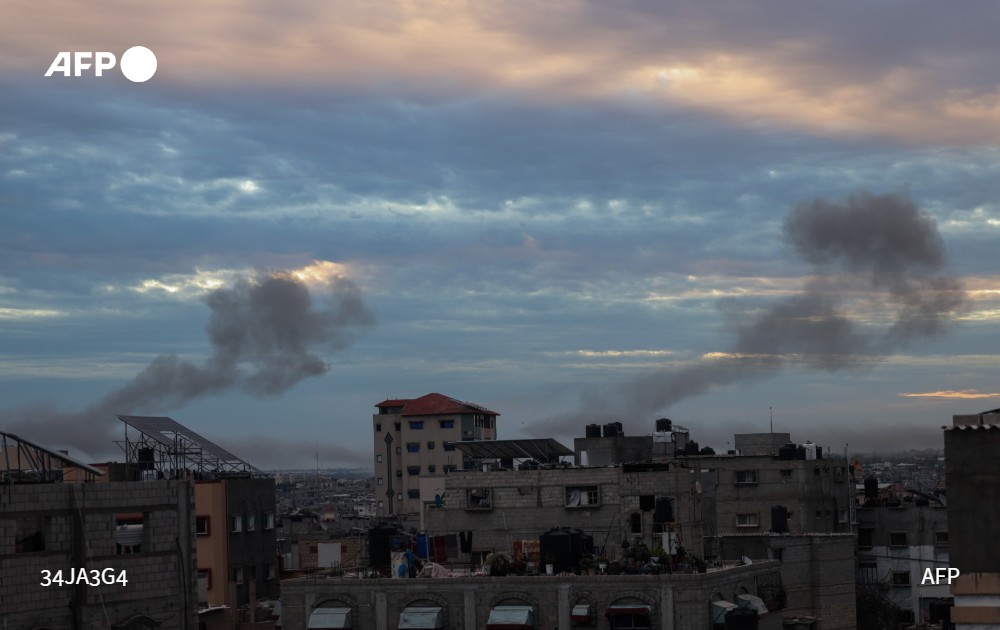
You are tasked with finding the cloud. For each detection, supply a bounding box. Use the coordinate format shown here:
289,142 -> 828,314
900,390 -> 1000,400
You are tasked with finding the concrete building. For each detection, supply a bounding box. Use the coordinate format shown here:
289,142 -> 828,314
0,431 -> 197,629
854,497 -> 949,623
373,393 -> 499,516
945,408 -> 1000,629
714,533 -> 857,629
278,561 -> 786,630
424,461 -> 704,565
117,416 -> 278,612
697,449 -> 852,545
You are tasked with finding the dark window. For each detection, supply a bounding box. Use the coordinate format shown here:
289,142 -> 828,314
395,446 -> 401,455
396,470 -> 402,477
375,423 -> 382,432
935,531 -> 948,546
408,489 -> 420,499
639,495 -> 655,511
892,571 -> 910,586
196,516 -> 210,536
407,466 -> 420,476
630,512 -> 642,534
735,470 -> 758,485
394,422 -> 401,431
889,532 -> 907,547
440,420 -> 455,429
443,442 -> 456,451
427,465 -> 437,473
409,421 -> 424,430
407,442 -> 420,453
780,469 -> 793,478
858,528 -> 874,550
427,441 -> 435,449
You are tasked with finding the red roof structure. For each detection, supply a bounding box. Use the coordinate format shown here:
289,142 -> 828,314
375,393 -> 499,417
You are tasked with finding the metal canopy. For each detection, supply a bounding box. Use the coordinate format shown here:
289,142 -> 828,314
117,415 -> 265,477
308,606 -> 352,629
398,607 -> 444,629
454,438 -> 572,462
0,430 -> 105,483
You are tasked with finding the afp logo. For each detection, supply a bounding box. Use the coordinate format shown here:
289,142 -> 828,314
44,46 -> 157,82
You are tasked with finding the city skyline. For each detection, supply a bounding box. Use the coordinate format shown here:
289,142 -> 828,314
2,1 -> 1000,468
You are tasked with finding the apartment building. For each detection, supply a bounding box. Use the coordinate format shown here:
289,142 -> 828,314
372,393 -> 498,516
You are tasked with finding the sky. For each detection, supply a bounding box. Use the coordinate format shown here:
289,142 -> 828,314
2,1 -> 1000,469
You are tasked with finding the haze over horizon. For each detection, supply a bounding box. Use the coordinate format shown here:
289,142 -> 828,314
2,1 -> 1000,468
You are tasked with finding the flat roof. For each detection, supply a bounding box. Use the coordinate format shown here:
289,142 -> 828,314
455,438 -> 572,461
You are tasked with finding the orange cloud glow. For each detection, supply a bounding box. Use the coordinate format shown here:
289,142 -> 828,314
900,390 -> 1000,399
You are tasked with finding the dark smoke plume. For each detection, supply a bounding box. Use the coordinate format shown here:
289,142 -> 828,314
2,271 -> 374,457
535,191 -> 966,434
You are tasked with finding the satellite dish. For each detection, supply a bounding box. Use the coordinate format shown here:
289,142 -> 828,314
694,481 -> 703,495
741,556 -> 753,565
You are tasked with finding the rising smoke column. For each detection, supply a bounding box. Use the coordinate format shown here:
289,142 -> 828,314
2,270 -> 374,456
537,191 -> 967,433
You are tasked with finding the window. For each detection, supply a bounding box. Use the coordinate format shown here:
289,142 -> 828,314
395,446 -> 401,455
735,470 -> 758,485
197,568 -> 212,591
630,512 -> 642,534
439,420 -> 455,429
378,477 -> 384,485
409,421 -> 424,430
246,513 -> 256,532
892,571 -> 911,586
467,488 -> 492,509
264,512 -> 275,530
935,531 -> 948,546
736,513 -> 759,528
231,515 -> 243,533
408,489 -> 420,498
394,422 -> 401,431
427,465 -> 437,473
265,563 -> 276,580
443,441 -> 456,451
858,528 -> 874,550
858,560 -> 878,584
427,441 -> 435,449
376,423 -> 382,432
639,495 -> 655,511
377,454 -> 383,463
115,519 -> 143,554
407,442 -> 420,453
396,470 -> 402,477
780,469 -> 793,478
195,516 -> 210,536
889,532 -> 908,547
407,465 -> 420,476
14,517 -> 45,553
233,567 -> 244,584
566,486 -> 600,507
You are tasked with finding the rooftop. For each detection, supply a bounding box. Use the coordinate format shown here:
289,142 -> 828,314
375,393 -> 499,417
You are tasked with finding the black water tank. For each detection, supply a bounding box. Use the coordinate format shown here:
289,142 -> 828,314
585,424 -> 602,438
864,477 -> 879,500
771,505 -> 789,533
611,421 -> 623,435
656,418 -> 672,432
602,423 -> 618,438
654,496 -> 674,523
795,446 -> 807,460
726,607 -> 759,629
368,525 -> 396,570
778,443 -> 797,461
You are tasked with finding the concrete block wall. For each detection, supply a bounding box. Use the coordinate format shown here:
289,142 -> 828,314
280,561 -> 783,630
0,480 -> 197,630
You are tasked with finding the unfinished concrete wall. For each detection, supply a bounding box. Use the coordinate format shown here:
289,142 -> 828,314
280,562 -> 784,630
0,480 -> 197,630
